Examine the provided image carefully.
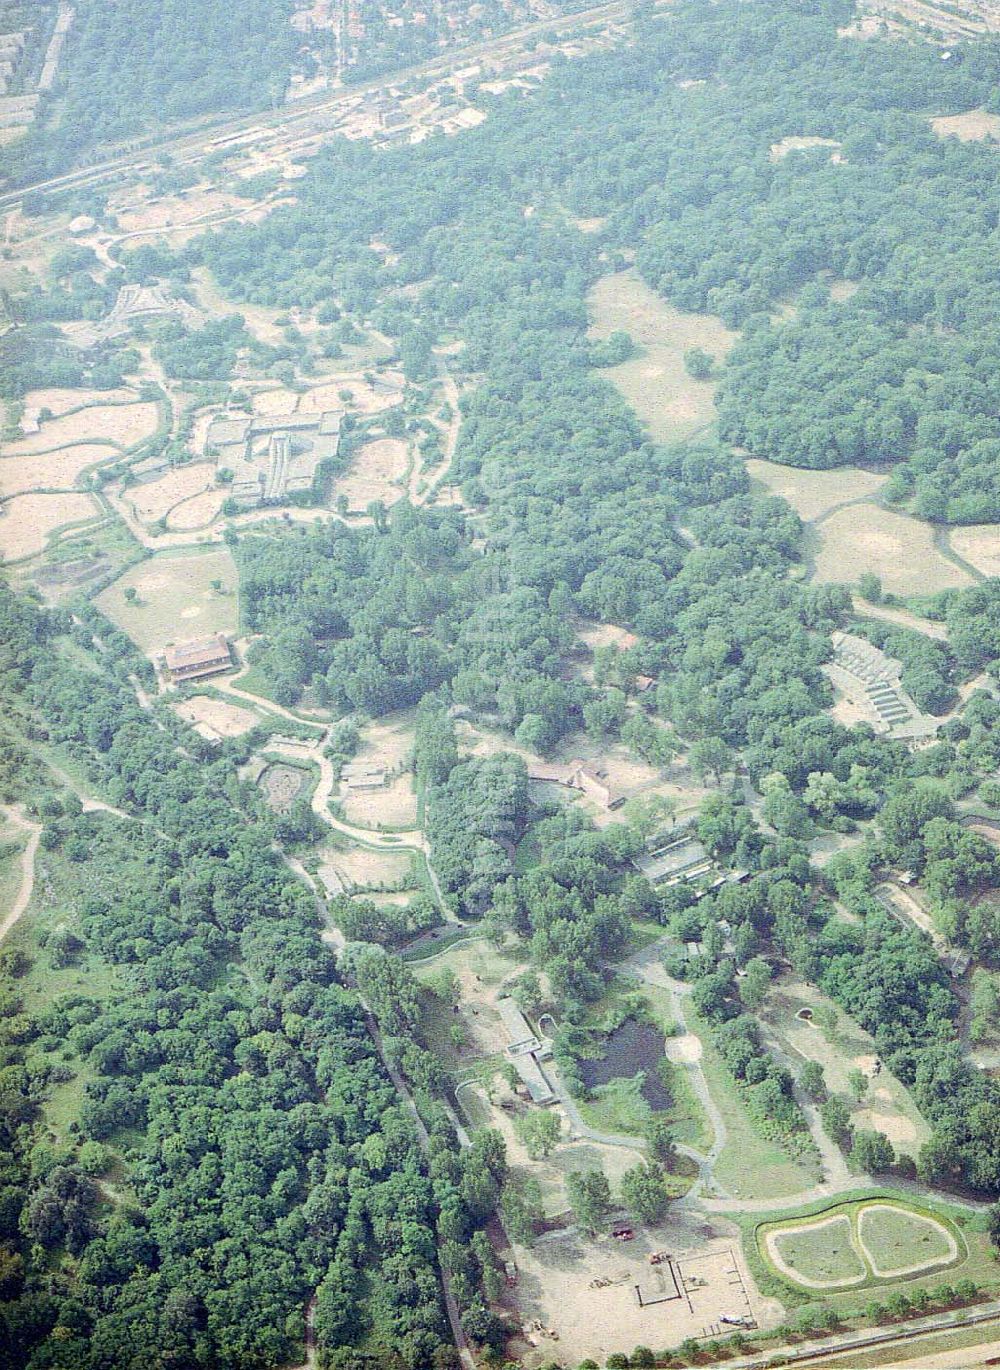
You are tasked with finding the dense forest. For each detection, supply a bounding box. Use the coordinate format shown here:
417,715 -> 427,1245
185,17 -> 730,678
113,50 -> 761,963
0,589 -> 512,1369
3,0 -> 1000,1365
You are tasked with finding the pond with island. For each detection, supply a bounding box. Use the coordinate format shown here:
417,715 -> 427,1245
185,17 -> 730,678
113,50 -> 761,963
577,1018 -> 671,1109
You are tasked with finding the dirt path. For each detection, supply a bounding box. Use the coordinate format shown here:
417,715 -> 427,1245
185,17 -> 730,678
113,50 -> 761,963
0,805 -> 42,942
850,595 -> 949,642
759,1025 -> 853,1189
621,943 -> 730,1197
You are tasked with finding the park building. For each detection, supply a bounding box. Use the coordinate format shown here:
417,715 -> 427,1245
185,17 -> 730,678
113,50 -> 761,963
162,634 -> 233,683
497,997 -> 556,1105
207,409 -> 343,509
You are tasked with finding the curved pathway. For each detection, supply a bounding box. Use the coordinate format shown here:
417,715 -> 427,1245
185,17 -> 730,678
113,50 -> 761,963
620,942 -> 730,1197
0,805 -> 42,942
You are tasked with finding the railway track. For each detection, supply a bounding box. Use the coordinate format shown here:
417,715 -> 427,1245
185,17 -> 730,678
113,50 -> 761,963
0,0 -> 634,211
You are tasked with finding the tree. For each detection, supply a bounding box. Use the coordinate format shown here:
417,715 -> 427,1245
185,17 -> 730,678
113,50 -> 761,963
619,1164 -> 669,1225
683,347 -> 714,380
800,1060 -> 826,1100
514,1111 -> 561,1160
738,957 -> 772,1011
858,572 -> 882,604
565,1169 -> 611,1236
847,1067 -> 868,1101
820,1095 -> 853,1149
643,1115 -> 677,1166
852,1129 -> 895,1173
689,737 -> 732,785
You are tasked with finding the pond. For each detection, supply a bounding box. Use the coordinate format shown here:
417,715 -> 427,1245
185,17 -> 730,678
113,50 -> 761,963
577,1018 -> 671,1110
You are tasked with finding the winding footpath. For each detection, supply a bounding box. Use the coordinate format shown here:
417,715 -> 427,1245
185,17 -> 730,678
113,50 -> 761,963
0,805 -> 42,943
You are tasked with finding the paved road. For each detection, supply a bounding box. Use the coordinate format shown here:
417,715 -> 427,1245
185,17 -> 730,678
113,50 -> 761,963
0,0 -> 632,210
724,1302 -> 1000,1370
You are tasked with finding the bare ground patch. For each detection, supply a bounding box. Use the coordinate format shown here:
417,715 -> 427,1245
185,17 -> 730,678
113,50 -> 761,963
811,505 -> 973,595
930,109 -> 1000,142
116,188 -> 247,235
319,842 -> 415,891
331,437 -> 408,509
23,386 -> 138,416
342,773 -> 418,829
2,402 -> 159,455
307,374 -> 405,416
0,492 -> 100,560
252,387 -> 300,417
746,460 -> 886,521
948,525 -> 1000,578
173,694 -> 259,738
127,462 -> 216,524
770,135 -> 843,161
354,711 -> 416,772
166,489 -> 227,530
509,1224 -> 767,1368
0,444 -> 117,497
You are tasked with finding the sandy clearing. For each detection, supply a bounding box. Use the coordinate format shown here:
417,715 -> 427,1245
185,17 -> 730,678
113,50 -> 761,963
0,443 -> 117,497
770,135 -> 843,161
0,492 -> 100,560
173,694 -> 259,737
828,279 -> 860,302
746,459 -> 887,521
307,375 -> 405,416
331,437 -> 408,509
812,504 -> 973,595
342,773 -> 418,829
23,386 -> 138,416
1,402 -> 159,455
931,109 -> 1000,142
127,462 -> 216,523
948,525 -> 1000,578
252,387 -> 301,417
167,488 -> 227,530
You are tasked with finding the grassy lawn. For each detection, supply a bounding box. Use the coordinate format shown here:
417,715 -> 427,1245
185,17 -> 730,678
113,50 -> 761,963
740,1192 -> 987,1311
687,1003 -> 823,1201
859,1204 -> 956,1274
772,1214 -> 867,1285
96,546 -> 239,654
762,975 -> 930,1159
587,269 -> 737,444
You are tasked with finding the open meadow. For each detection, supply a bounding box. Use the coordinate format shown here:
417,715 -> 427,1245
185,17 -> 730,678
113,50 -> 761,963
948,524 -> 1000,578
96,547 -> 239,653
1,402 -> 160,456
746,459 -> 887,521
588,270 -> 737,443
0,443 -> 118,497
810,504 -> 973,596
0,492 -> 103,561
